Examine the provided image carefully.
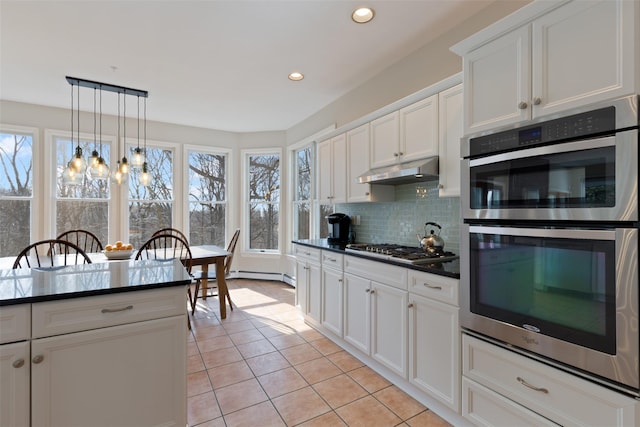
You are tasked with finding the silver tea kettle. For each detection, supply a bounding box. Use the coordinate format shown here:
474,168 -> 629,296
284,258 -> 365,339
417,222 -> 444,253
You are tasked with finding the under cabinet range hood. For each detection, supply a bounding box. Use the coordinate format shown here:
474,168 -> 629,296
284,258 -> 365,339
358,157 -> 439,185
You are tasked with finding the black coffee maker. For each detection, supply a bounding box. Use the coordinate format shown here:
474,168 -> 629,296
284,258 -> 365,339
326,213 -> 351,244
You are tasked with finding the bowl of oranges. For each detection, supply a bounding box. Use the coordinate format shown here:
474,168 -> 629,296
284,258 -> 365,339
103,241 -> 134,260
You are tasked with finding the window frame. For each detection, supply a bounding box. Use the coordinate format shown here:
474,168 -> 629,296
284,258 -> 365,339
0,124 -> 39,254
183,144 -> 232,246
242,147 -> 282,255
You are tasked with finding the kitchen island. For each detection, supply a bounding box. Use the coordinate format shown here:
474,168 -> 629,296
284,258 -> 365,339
0,259 -> 191,427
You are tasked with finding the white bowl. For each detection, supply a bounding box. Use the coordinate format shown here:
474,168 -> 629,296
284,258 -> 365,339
103,249 -> 134,260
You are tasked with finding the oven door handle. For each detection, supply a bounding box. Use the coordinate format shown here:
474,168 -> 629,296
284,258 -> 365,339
469,135 -> 615,167
468,225 -> 616,241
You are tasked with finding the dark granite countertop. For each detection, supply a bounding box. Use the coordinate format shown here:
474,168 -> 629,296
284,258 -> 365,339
0,258 -> 192,306
293,239 -> 460,279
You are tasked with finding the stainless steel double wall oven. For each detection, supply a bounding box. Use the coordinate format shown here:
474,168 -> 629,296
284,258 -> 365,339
460,95 -> 640,395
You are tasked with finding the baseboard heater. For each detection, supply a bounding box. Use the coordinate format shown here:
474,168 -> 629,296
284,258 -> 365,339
231,270 -> 294,287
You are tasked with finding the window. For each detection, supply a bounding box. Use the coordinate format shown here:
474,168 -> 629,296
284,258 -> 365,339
187,148 -> 228,246
245,150 -> 280,252
293,145 -> 312,241
54,134 -> 110,245
0,129 -> 34,257
128,144 -> 174,249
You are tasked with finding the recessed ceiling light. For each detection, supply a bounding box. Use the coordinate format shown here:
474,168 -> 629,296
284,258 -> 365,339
288,72 -> 304,81
352,7 -> 374,24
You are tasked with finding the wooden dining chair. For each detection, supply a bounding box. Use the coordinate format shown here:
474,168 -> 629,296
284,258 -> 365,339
56,229 -> 104,253
152,227 -> 189,244
190,228 -> 240,314
13,239 -> 92,269
135,233 -> 195,328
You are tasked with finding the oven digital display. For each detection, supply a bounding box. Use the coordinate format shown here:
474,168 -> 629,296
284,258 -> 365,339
519,126 -> 542,144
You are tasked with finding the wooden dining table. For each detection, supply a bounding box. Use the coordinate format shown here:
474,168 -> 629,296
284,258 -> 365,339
187,245 -> 232,319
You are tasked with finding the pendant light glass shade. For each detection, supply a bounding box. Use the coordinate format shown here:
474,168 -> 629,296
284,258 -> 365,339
131,147 -> 144,168
72,145 -> 87,173
140,162 -> 151,187
63,161 -> 83,185
90,157 -> 110,179
120,157 -> 130,175
111,160 -> 128,185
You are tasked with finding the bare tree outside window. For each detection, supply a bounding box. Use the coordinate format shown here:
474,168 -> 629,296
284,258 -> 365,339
128,146 -> 173,249
293,146 -> 311,240
248,153 -> 280,250
56,137 -> 110,246
0,132 -> 32,257
188,151 -> 226,247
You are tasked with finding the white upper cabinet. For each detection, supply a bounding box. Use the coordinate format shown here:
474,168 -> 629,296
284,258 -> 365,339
347,123 -> 394,203
371,95 -> 439,169
370,111 -> 401,168
454,0 -> 638,135
317,134 -> 346,204
437,84 -> 463,198
399,94 -> 439,163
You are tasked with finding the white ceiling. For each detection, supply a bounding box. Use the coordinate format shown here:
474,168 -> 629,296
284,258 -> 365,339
1,0 -> 496,133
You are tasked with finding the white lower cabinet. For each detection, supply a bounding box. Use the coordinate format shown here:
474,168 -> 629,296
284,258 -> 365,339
463,333 -> 640,427
31,316 -> 186,427
294,245 -> 321,321
343,272 -> 370,354
321,252 -> 344,337
0,341 -> 30,427
0,287 -> 187,427
370,281 -> 408,378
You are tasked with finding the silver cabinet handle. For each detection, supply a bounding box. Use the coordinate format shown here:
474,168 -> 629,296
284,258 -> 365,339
517,376 -> 549,394
365,289 -> 370,293
408,303 -> 414,308
424,283 -> 442,290
326,257 -> 337,262
533,97 -> 542,105
398,152 -> 403,156
13,359 -> 25,368
438,184 -> 444,189
32,355 -> 44,364
369,289 -> 375,295
518,101 -> 528,110
365,192 -> 370,196
101,305 -> 133,314
338,279 -> 343,283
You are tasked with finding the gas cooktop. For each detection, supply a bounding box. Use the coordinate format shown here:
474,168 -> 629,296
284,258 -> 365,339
345,243 -> 458,265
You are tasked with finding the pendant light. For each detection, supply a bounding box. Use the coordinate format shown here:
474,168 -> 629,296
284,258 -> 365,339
112,92 -> 128,185
63,83 -> 82,186
130,95 -> 145,169
70,83 -> 87,174
88,88 -> 100,171
140,97 -> 151,187
89,86 -> 110,180
119,94 -> 130,176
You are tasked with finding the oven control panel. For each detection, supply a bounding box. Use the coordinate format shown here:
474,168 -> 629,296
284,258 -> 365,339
469,106 -> 616,158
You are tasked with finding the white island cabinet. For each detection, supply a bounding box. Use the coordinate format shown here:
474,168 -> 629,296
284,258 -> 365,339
452,0 -> 639,135
0,259 -> 190,427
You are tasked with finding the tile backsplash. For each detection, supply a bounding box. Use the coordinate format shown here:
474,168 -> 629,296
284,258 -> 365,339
334,181 -> 461,254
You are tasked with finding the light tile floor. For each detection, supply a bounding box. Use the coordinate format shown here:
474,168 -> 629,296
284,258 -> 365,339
187,278 -> 453,427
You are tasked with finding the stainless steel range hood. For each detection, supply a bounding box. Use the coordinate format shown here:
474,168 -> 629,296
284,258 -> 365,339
358,157 -> 439,185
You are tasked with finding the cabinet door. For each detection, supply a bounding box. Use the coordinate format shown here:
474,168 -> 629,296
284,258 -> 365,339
400,94 -> 439,163
343,273 -> 370,354
532,0 -> 635,118
31,316 -> 186,427
0,341 -> 29,427
370,281 -> 408,378
409,293 -> 460,411
463,26 -> 531,134
331,134 -> 347,204
321,267 -> 343,337
295,259 -> 309,313
317,139 -> 333,203
438,84 -> 463,197
370,111 -> 400,168
307,263 -> 322,322
347,123 -> 371,202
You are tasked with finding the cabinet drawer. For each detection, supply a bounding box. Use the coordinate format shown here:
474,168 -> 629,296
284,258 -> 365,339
322,251 -> 343,270
294,245 -> 321,264
463,334 -> 640,427
408,270 -> 458,306
462,377 -> 559,427
32,287 -> 186,338
344,255 -> 407,290
0,304 -> 30,344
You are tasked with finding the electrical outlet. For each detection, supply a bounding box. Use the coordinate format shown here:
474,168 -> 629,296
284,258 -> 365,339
351,215 -> 361,225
